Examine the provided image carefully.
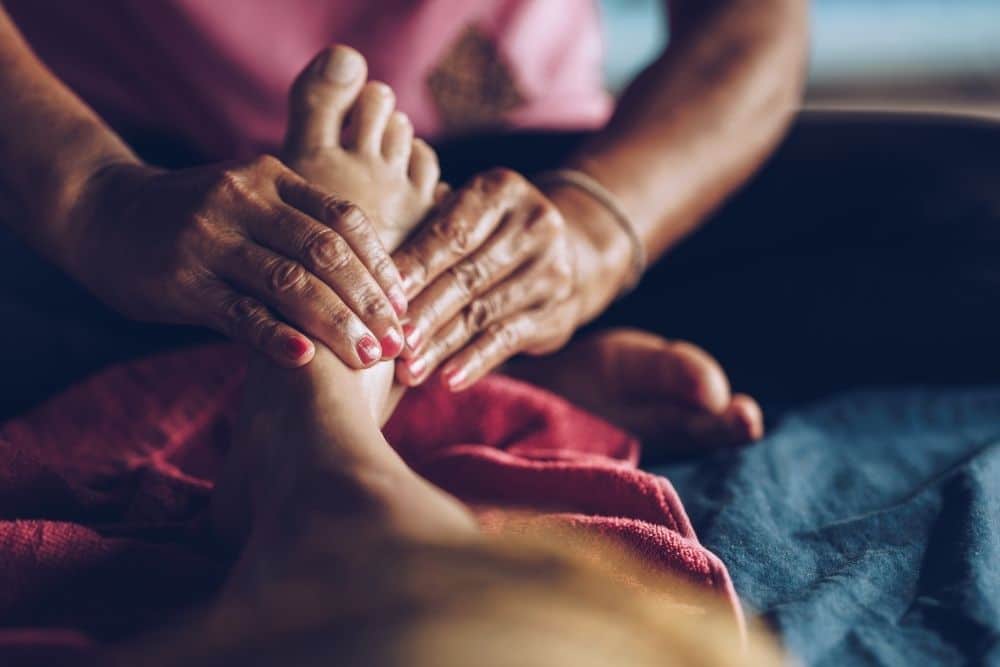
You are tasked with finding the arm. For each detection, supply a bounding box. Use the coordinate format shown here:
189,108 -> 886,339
0,6 -> 135,269
0,11 -> 404,368
392,0 -> 808,388
563,0 -> 809,319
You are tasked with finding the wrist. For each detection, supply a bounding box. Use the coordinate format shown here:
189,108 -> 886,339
60,158 -> 151,279
543,183 -> 636,326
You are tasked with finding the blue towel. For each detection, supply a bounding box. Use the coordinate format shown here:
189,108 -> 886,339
655,387 -> 1000,666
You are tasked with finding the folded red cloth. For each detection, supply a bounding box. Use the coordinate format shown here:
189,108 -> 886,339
0,344 -> 742,661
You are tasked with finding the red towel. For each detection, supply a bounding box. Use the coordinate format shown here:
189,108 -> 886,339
0,344 -> 742,662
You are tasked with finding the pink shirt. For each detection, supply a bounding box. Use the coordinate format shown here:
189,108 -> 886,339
7,0 -> 612,160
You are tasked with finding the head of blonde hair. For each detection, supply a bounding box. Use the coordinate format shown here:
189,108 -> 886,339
108,521 -> 784,667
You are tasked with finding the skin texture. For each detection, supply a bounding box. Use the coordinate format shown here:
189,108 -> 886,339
394,0 -> 809,396
281,46 -> 763,451
0,8 -> 404,369
189,341 -> 785,667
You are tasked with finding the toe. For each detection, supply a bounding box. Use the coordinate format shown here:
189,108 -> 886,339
382,111 -> 414,165
343,81 -> 395,154
725,394 -> 765,442
597,329 -> 731,413
285,45 -> 368,154
407,138 -> 441,197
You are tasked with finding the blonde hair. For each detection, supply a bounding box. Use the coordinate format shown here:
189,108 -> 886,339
107,522 -> 784,667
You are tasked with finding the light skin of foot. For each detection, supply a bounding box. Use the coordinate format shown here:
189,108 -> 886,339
212,341 -> 478,593
271,46 -> 759,462
277,45 -> 444,418
506,328 -> 764,456
212,46 -> 473,587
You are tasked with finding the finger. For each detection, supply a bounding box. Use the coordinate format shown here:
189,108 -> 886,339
200,280 -> 315,368
438,310 -> 541,391
382,111 -> 413,165
397,262 -> 552,384
393,168 -> 526,298
216,240 -> 384,368
278,173 -> 408,317
343,81 -> 395,154
284,45 -> 367,153
400,206 -> 554,353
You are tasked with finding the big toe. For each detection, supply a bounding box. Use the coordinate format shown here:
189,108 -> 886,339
284,45 -> 368,155
597,329 -> 732,413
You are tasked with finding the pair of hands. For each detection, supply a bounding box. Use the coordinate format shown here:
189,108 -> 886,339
67,154 -> 617,387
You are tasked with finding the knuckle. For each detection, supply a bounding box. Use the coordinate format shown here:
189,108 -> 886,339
267,258 -> 310,294
398,247 -> 430,288
550,254 -> 575,285
326,303 -> 354,332
430,216 -> 472,256
305,229 -> 353,273
224,296 -> 265,334
251,154 -> 283,173
478,167 -> 521,195
529,205 -> 564,237
328,200 -> 370,234
465,296 -> 496,332
449,258 -> 486,297
213,168 -> 246,199
357,291 -> 393,321
487,322 -> 520,355
370,252 -> 396,279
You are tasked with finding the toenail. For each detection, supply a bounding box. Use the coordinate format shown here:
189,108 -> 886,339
324,48 -> 362,84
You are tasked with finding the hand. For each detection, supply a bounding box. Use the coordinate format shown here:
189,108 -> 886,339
392,167 -> 634,390
67,155 -> 407,368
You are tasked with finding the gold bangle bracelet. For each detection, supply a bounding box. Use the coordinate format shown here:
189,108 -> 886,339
534,168 -> 646,296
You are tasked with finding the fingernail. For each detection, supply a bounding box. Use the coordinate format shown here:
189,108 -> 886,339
322,47 -> 362,84
380,329 -> 403,358
284,335 -> 311,361
406,356 -> 426,379
356,335 -> 381,365
388,286 -> 408,317
403,323 -> 421,350
442,365 -> 468,390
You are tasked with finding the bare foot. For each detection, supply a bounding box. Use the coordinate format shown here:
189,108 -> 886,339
212,47 -> 473,589
278,45 -> 448,424
506,328 -> 764,457
282,45 -> 441,253
212,343 -> 476,592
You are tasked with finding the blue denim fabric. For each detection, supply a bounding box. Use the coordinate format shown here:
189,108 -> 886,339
655,388 -> 1000,666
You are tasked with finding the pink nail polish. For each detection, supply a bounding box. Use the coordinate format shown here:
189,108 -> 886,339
356,335 -> 381,365
388,286 -> 408,317
284,335 -> 311,361
403,323 -> 422,350
407,356 -> 426,378
380,329 -> 403,358
443,365 -> 468,390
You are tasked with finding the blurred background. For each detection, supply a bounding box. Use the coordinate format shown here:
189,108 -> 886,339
601,0 -> 1000,117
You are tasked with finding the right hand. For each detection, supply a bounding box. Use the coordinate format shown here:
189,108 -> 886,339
67,155 -> 407,367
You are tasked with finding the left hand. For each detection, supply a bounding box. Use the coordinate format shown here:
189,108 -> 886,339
392,167 -> 632,390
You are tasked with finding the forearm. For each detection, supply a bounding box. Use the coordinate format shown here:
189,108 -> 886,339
560,0 -> 808,316
0,6 -> 138,268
